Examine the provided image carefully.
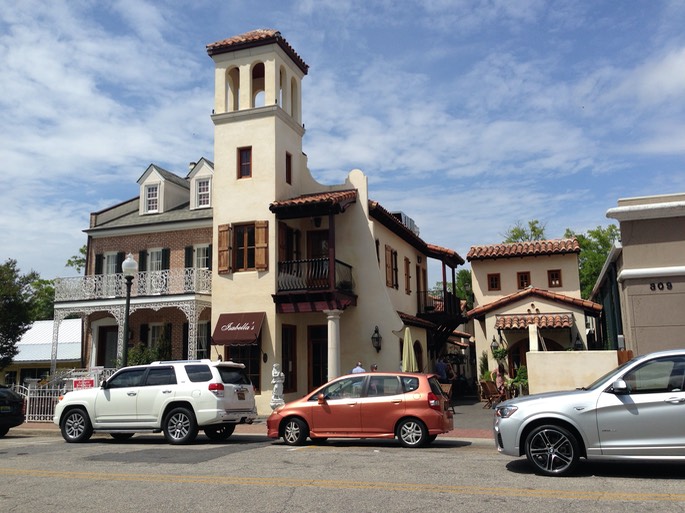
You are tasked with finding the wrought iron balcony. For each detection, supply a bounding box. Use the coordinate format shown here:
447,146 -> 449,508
276,258 -> 354,293
54,268 -> 212,302
417,290 -> 461,316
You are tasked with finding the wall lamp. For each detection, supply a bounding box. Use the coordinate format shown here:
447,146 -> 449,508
371,326 -> 382,352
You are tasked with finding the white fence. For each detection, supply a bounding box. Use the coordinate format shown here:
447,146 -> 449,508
14,385 -> 63,423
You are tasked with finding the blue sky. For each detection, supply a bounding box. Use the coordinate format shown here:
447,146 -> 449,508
2,0 -> 684,283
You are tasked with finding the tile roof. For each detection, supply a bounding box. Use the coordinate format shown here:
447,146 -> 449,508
495,313 -> 574,329
270,190 -> 357,209
467,286 -> 602,319
206,29 -> 309,74
398,311 -> 436,330
467,238 -> 580,261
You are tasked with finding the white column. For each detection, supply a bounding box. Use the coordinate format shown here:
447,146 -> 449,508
324,309 -> 342,380
528,323 -> 539,351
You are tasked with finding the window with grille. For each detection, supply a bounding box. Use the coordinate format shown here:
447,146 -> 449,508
238,147 -> 252,178
487,273 -> 501,291
197,178 -> 210,207
548,269 -> 562,288
517,271 -> 531,289
145,184 -> 159,213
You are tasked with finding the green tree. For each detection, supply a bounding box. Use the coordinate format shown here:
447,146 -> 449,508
30,278 -> 54,320
0,260 -> 37,371
66,245 -> 87,274
502,219 -> 546,243
564,225 -> 620,299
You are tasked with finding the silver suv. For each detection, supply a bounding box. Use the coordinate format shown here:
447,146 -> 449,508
53,360 -> 257,444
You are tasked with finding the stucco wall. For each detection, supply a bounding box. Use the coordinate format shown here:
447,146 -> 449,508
527,350 -> 618,394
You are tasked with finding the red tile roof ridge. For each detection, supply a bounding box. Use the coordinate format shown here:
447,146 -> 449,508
466,238 -> 580,261
467,286 -> 602,319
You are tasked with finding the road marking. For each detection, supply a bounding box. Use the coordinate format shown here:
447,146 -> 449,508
1,468 -> 684,502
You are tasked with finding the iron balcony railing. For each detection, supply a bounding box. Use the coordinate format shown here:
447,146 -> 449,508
277,258 -> 354,292
54,268 -> 212,302
418,290 -> 460,316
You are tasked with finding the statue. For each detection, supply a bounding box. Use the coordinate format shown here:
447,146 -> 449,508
270,363 -> 285,410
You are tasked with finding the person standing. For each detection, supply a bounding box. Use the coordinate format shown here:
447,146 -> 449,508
352,361 -> 365,373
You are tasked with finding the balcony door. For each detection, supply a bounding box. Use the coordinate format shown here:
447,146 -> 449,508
307,230 -> 329,288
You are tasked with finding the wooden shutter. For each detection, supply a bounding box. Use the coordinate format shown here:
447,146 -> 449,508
404,257 -> 411,294
94,254 -> 103,275
385,245 -> 393,287
161,248 -> 170,270
184,246 -> 194,268
255,220 -> 269,271
116,252 -> 125,273
138,250 -> 147,272
218,224 -> 232,274
207,244 -> 212,270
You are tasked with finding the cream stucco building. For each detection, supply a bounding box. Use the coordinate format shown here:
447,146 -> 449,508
206,30 -> 465,413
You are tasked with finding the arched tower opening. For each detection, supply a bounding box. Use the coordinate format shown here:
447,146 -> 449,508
226,67 -> 240,112
252,62 -> 265,108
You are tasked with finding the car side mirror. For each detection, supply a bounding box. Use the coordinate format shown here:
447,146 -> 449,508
317,393 -> 326,405
611,379 -> 629,394
100,379 -> 108,389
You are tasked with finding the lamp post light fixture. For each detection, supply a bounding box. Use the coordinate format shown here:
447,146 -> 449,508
121,253 -> 138,368
371,326 -> 382,352
490,335 -> 499,353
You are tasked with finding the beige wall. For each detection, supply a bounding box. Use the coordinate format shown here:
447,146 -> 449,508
527,350 -> 618,394
471,252 -> 581,307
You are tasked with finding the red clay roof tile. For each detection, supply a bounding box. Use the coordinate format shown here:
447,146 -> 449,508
495,313 -> 573,329
467,287 -> 602,319
467,238 -> 580,261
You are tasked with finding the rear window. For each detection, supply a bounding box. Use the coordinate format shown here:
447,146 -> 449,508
184,364 -> 213,383
401,376 -> 420,393
427,376 -> 443,396
217,367 -> 251,385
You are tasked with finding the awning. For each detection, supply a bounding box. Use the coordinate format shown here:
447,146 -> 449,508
212,312 -> 265,345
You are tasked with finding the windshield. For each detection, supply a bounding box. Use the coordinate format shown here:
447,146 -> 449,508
583,357 -> 638,390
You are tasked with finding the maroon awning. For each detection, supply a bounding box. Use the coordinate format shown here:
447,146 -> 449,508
212,312 -> 265,345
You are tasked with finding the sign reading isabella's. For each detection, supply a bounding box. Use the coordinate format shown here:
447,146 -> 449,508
212,312 -> 265,345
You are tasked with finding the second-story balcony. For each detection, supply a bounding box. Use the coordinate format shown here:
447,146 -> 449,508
54,268 -> 212,302
276,258 -> 354,293
273,258 -> 357,313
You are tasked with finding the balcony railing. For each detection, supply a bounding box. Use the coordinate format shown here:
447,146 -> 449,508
55,268 -> 212,302
418,290 -> 461,316
277,258 -> 354,293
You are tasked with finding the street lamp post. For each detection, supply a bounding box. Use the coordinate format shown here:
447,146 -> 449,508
121,253 -> 138,368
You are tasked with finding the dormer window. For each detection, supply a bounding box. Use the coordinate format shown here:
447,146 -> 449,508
197,178 -> 211,208
145,184 -> 159,213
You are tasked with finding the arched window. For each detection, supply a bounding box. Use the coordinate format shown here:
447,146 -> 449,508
290,76 -> 299,122
226,67 -> 240,112
252,62 -> 265,108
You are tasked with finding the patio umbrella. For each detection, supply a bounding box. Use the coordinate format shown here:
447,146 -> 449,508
401,327 -> 418,372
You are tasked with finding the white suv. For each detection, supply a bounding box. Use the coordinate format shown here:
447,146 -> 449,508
53,360 -> 257,444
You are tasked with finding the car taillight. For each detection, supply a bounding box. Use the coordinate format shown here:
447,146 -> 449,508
427,392 -> 442,411
208,383 -> 225,397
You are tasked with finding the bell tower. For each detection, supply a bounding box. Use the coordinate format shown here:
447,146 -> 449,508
206,29 -> 310,361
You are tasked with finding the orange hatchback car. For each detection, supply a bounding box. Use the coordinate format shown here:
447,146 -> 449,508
267,372 -> 453,447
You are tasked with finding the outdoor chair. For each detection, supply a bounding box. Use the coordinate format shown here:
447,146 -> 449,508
480,380 -> 505,409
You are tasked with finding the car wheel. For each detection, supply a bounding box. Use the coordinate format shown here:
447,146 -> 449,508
110,433 -> 134,441
0,427 -> 9,438
397,418 -> 428,448
204,424 -> 236,441
60,408 -> 93,443
163,407 -> 198,445
282,417 -> 308,446
524,424 -> 580,477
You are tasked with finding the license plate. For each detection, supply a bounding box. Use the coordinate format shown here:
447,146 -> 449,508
0,406 -> 11,413
237,391 -> 245,400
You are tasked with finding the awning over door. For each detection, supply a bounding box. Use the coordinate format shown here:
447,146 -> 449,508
212,312 -> 265,345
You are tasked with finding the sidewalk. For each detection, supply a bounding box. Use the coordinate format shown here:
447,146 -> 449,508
13,397 -> 494,440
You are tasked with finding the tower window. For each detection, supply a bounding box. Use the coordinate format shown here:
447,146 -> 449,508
238,147 -> 252,178
285,152 -> 292,184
